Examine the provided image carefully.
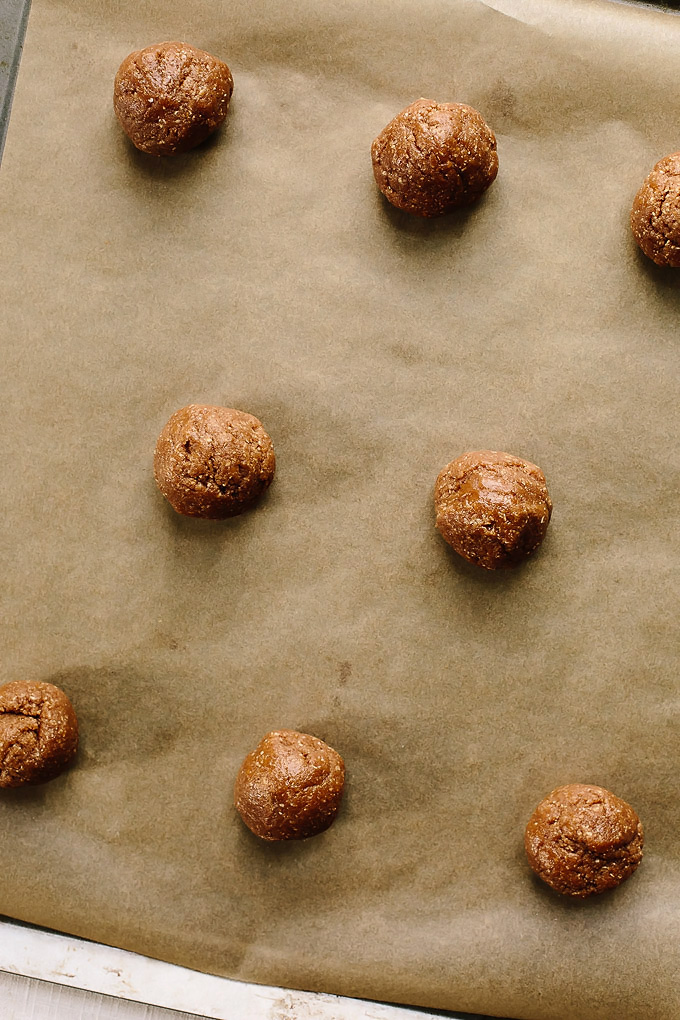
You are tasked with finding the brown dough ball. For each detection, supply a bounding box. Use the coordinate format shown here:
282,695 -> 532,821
154,404 -> 275,519
525,784 -> 643,897
434,450 -> 552,570
371,98 -> 498,217
631,152 -> 680,267
113,41 -> 233,156
0,681 -> 78,787
234,730 -> 345,841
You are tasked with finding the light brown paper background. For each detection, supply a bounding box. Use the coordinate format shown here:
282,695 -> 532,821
1,1 -> 680,1017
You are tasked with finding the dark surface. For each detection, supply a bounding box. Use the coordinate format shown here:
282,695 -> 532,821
0,0 -> 30,162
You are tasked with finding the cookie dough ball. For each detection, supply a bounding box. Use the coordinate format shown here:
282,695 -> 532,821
0,681 -> 78,788
525,784 -> 643,897
154,404 -> 275,519
234,730 -> 345,841
113,41 -> 233,156
631,152 -> 680,267
371,98 -> 498,217
434,450 -> 552,570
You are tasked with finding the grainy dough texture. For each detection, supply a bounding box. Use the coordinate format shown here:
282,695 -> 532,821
371,98 -> 498,216
525,784 -> 643,897
234,730 -> 345,841
630,152 -> 680,267
153,404 -> 275,519
0,681 -> 78,788
113,41 -> 233,155
434,450 -> 552,569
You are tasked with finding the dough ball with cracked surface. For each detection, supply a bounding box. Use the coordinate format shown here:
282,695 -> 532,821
154,404 -> 275,519
234,730 -> 345,841
434,450 -> 552,570
525,784 -> 643,897
371,98 -> 498,217
0,680 -> 78,788
113,41 -> 233,156
631,152 -> 680,267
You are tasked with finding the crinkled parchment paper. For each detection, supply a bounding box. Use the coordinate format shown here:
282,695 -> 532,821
1,1 -> 679,1017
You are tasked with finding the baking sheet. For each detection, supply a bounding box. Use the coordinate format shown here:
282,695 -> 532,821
0,0 -> 30,162
1,1 -> 680,1018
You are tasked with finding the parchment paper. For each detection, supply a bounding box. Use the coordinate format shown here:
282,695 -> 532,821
1,1 -> 680,1017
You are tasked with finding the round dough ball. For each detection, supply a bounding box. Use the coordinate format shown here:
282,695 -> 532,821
113,41 -> 233,156
0,681 -> 78,787
631,152 -> 680,267
234,730 -> 345,841
371,98 -> 498,217
525,784 -> 643,897
434,450 -> 552,570
154,404 -> 275,519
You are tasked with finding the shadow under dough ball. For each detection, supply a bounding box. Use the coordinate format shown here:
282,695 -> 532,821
154,404 -> 275,519
234,730 -> 345,841
525,784 -> 643,897
371,98 -> 498,217
434,450 -> 552,570
631,151 -> 680,267
113,41 -> 233,155
0,680 -> 78,787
